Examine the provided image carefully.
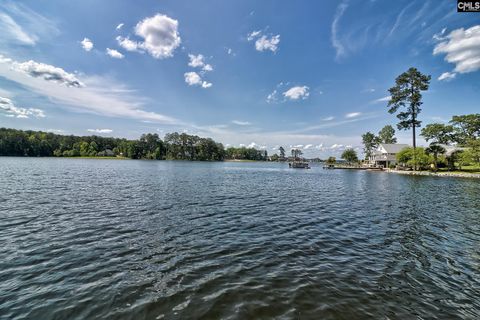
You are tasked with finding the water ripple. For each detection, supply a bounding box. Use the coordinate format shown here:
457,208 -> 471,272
0,159 -> 479,319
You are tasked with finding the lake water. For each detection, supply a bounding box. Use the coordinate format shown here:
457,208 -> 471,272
1,158 -> 479,319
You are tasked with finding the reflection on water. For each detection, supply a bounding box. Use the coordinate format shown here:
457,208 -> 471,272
0,158 -> 479,319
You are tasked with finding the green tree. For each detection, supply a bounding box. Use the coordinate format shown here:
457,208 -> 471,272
450,114 -> 480,144
279,146 -> 285,159
387,68 -> 431,156
425,144 -> 446,171
396,147 -> 431,170
378,125 -> 397,144
326,156 -> 336,165
361,132 -> 379,159
341,148 -> 358,164
420,123 -> 455,145
291,148 -> 302,159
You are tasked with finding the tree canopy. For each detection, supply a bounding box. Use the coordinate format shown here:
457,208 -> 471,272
361,131 -> 379,159
378,125 -> 397,144
0,128 -> 268,162
341,148 -> 358,164
387,67 -> 431,150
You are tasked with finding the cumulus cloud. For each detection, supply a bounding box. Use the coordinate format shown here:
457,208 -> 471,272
12,60 -> 84,87
116,23 -> 124,30
330,143 -> 345,150
116,36 -> 142,52
106,48 -> 124,59
433,25 -> 480,75
81,37 -> 93,51
247,30 -> 262,41
283,86 -> 310,100
184,71 -> 212,88
323,116 -> 334,121
133,13 -> 181,59
345,112 -> 361,118
115,14 -> 181,59
304,144 -> 313,150
0,96 -> 45,118
247,142 -> 267,149
188,54 -> 213,72
87,129 -> 113,134
438,71 -> 456,81
0,55 -> 178,124
255,35 -> 280,52
232,120 -> 251,126
247,30 -> 280,52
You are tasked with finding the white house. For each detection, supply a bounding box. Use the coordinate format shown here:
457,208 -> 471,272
369,143 -> 409,167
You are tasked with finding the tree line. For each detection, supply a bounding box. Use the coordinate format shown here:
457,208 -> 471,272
0,128 -> 269,161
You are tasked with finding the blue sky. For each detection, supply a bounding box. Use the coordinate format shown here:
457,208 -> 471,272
0,0 -> 479,157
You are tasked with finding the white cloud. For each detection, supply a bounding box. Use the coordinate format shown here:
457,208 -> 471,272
106,48 -> 124,59
0,55 -> 178,124
0,96 -> 45,118
81,37 -> 93,52
255,35 -> 280,52
438,71 -> 456,81
188,54 -> 213,72
116,23 -> 124,30
372,96 -> 391,103
116,36 -> 142,52
345,112 -> 361,118
0,12 -> 36,45
322,116 -> 335,121
188,54 -> 205,68
46,129 -> 64,133
232,120 -> 251,126
266,89 -> 278,103
283,86 -> 310,100
330,144 -> 345,150
134,13 -> 181,59
433,25 -> 480,74
184,71 -> 212,88
226,48 -> 234,56
304,144 -> 313,150
0,2 -> 59,47
331,2 -> 348,59
247,30 -> 262,41
87,129 -> 113,134
11,59 -> 84,87
432,27 -> 447,41
247,30 -> 280,53
247,142 -> 266,149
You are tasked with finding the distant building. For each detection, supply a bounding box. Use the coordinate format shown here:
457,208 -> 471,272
369,143 -> 409,168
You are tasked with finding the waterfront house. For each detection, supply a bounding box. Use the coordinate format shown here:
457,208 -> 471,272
369,143 -> 409,168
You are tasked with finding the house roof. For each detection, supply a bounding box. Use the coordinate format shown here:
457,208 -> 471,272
379,143 -> 409,153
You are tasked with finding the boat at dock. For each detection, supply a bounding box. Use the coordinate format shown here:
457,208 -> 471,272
289,161 -> 310,169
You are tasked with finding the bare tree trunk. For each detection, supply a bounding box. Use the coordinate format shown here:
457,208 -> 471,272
412,115 -> 417,171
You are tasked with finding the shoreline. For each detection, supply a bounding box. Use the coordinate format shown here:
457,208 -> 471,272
385,169 -> 480,179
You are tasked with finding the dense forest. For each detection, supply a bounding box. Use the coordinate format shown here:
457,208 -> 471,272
0,128 -> 268,161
